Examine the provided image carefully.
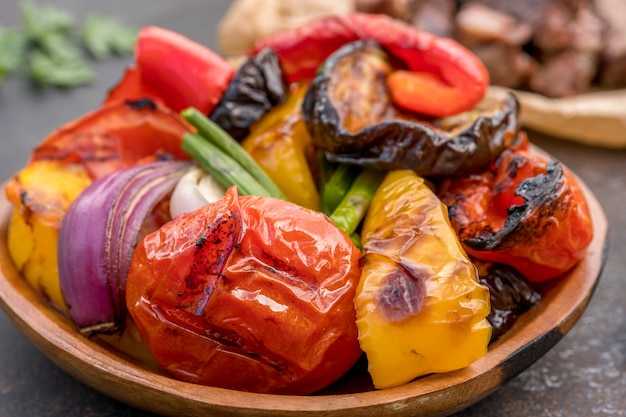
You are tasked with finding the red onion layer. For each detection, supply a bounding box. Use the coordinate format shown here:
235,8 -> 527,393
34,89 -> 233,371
58,160 -> 191,335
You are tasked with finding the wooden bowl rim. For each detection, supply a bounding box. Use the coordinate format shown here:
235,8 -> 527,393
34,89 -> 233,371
0,159 -> 608,417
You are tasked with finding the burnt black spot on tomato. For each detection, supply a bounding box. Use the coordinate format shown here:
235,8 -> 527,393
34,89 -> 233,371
177,211 -> 242,315
125,97 -> 158,111
192,213 -> 240,275
376,266 -> 425,322
164,326 -> 180,337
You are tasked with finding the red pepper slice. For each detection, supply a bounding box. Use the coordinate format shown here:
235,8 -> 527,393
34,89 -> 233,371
437,134 -> 594,282
30,98 -> 192,179
250,12 -> 489,117
105,26 -> 235,115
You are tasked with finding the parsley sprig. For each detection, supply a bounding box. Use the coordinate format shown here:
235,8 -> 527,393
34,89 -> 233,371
0,0 -> 138,87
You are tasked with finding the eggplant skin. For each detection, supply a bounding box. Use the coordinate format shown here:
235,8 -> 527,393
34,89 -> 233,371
475,261 -> 541,342
210,48 -> 286,141
302,40 -> 520,179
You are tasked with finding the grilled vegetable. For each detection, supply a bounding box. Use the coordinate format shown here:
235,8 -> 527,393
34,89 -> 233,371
5,161 -> 92,310
4,97 -> 192,311
475,261 -> 541,342
354,169 -> 491,389
438,134 -> 594,282
302,40 -> 519,179
181,107 -> 286,200
169,166 -> 226,218
30,98 -> 192,179
240,83 -> 320,210
210,47 -> 286,141
126,186 -> 363,395
328,168 -> 385,238
104,26 -> 234,115
58,160 -> 190,334
320,163 -> 361,215
250,12 -> 489,117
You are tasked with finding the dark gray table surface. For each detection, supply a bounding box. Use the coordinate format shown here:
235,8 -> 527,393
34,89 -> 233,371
1,1 -> 624,416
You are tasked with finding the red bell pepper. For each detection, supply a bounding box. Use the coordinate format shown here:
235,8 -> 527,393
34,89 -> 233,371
250,12 -> 489,117
437,134 -> 594,282
30,98 -> 192,179
105,26 -> 235,115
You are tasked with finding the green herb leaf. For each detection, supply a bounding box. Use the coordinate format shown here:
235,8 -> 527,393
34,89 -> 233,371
81,14 -> 138,60
27,29 -> 94,87
1,0 -> 135,88
20,0 -> 74,42
0,27 -> 28,78
28,48 -> 94,87
38,31 -> 82,61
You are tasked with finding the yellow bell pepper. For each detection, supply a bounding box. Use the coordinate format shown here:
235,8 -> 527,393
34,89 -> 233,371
5,160 -> 92,311
355,170 -> 491,389
242,83 -> 320,211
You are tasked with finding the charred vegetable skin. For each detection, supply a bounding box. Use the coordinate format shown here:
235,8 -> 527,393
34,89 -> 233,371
438,135 -> 594,282
354,170 -> 491,389
250,12 -> 489,117
210,48 -> 286,141
29,98 -> 191,180
5,162 -> 92,310
302,40 -> 519,179
4,97 -> 192,311
126,187 -> 362,395
476,261 -> 541,342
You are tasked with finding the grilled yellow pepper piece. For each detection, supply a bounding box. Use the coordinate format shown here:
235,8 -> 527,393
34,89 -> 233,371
5,160 -> 92,310
355,170 -> 491,389
242,83 -> 320,211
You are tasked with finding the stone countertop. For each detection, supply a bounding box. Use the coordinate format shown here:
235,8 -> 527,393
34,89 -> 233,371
0,1 -> 624,416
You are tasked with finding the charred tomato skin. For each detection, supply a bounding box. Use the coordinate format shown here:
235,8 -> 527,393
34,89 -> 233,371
302,40 -> 519,179
125,187 -> 363,395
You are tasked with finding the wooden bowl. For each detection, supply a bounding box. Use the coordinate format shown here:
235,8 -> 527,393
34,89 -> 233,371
0,167 -> 608,417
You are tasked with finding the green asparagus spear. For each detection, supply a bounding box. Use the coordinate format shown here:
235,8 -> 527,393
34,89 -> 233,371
182,132 -> 274,197
181,107 -> 287,200
329,168 -> 386,236
321,164 -> 361,215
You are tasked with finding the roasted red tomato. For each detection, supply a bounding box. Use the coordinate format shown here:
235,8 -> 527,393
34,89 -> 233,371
126,187 -> 363,395
438,134 -> 594,282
